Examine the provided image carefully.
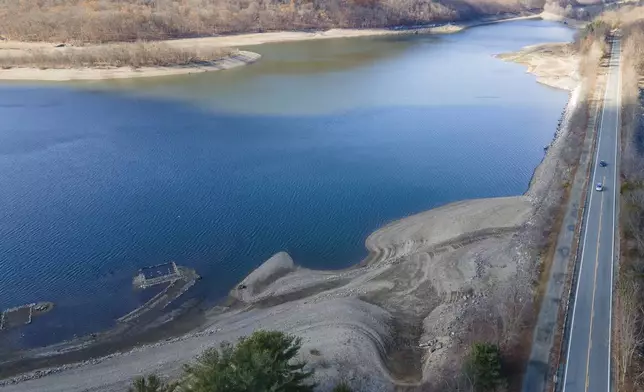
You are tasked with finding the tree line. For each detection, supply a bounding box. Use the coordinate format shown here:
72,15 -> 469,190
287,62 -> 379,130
0,0 -> 539,43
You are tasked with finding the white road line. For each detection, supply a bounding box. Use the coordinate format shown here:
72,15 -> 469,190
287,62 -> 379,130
585,179 -> 606,391
562,40 -> 616,392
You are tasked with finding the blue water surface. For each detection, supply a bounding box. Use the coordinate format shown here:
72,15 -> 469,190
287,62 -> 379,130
0,20 -> 574,347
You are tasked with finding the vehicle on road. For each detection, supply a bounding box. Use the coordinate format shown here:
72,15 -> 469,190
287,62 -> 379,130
595,182 -> 604,191
599,160 -> 607,167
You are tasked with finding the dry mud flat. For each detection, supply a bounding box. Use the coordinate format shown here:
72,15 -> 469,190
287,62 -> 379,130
0,42 -> 581,392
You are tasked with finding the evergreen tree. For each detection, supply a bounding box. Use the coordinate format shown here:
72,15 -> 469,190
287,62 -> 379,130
332,382 -> 353,392
128,375 -> 176,392
466,342 -> 506,392
182,330 -> 315,392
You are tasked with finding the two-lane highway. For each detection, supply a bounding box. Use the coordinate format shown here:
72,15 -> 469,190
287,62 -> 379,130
562,37 -> 622,392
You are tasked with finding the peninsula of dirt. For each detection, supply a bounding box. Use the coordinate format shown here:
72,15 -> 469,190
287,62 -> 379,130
497,42 -> 580,90
3,53 -> 260,82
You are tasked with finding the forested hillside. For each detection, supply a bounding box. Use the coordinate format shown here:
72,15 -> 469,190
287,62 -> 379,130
0,0 -> 543,42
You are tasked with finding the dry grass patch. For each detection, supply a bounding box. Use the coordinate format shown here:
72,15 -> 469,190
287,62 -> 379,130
0,42 -> 235,69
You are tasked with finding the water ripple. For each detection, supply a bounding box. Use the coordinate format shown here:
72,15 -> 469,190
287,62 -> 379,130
0,21 -> 571,347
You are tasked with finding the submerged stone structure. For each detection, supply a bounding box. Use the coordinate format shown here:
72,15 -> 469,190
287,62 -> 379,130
121,263 -> 199,324
0,302 -> 54,331
133,261 -> 182,289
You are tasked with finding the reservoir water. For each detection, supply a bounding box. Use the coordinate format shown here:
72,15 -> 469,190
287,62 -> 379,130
0,20 -> 574,348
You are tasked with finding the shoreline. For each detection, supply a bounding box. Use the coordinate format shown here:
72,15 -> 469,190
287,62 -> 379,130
165,13 -> 540,49
0,13 -> 539,82
496,42 -> 579,91
0,50 -> 260,81
0,30 -> 582,391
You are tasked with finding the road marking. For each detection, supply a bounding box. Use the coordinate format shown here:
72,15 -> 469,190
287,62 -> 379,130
585,176 -> 606,391
563,39 -> 618,392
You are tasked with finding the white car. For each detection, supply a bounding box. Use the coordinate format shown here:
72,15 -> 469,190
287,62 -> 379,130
595,183 -> 603,192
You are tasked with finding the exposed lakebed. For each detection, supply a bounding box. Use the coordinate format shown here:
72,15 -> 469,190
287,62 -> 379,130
0,20 -> 573,349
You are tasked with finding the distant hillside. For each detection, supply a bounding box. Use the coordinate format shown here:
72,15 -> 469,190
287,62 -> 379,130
0,0 -> 542,43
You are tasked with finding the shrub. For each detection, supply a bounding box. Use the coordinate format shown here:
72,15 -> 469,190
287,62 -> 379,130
621,180 -> 644,194
465,342 -> 506,392
128,375 -> 177,392
128,331 -> 314,392
181,330 -> 315,392
332,382 -> 353,392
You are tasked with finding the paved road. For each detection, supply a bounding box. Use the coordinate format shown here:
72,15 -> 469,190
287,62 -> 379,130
562,38 -> 621,392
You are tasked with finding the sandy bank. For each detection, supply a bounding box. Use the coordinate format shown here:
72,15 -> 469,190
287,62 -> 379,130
165,14 -> 540,49
497,42 -> 580,90
497,43 -> 580,91
0,13 -> 536,82
365,197 -> 533,265
0,50 -> 260,81
166,24 -> 461,49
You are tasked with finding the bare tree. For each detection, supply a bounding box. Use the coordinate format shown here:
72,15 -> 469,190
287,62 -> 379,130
0,0 -> 533,43
493,275 -> 531,349
618,277 -> 644,385
609,14 -> 644,390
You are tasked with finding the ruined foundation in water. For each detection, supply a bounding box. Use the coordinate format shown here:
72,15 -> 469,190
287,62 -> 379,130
0,302 -> 54,331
